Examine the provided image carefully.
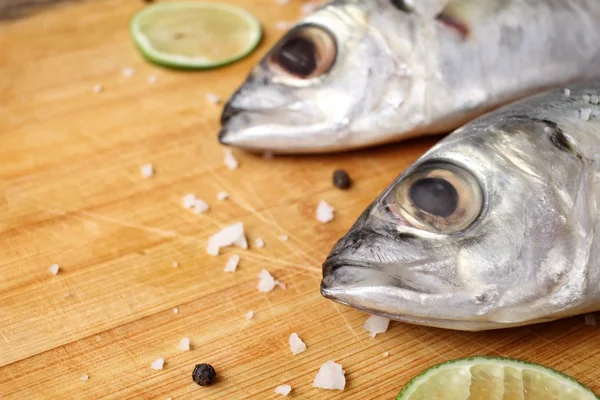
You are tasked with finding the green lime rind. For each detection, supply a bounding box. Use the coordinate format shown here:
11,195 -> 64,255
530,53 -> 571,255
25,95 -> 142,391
129,1 -> 262,70
395,356 -> 599,400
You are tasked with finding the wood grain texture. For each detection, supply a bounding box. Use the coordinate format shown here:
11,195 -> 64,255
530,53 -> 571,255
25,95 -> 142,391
0,0 -> 598,399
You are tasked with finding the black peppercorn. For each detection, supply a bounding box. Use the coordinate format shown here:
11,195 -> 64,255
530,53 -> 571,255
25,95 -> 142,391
192,363 -> 216,386
333,169 -> 352,190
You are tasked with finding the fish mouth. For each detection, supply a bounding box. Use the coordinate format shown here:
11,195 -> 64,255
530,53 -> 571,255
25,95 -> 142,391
320,256 -> 504,330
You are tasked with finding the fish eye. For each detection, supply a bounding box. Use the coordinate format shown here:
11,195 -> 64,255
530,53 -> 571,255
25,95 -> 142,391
268,25 -> 336,79
388,163 -> 482,234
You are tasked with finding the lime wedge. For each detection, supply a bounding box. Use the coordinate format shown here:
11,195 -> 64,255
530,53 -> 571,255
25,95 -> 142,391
130,1 -> 262,69
396,356 -> 598,400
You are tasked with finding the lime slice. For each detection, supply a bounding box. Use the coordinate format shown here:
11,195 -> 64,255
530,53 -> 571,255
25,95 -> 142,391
130,1 -> 262,69
396,356 -> 598,400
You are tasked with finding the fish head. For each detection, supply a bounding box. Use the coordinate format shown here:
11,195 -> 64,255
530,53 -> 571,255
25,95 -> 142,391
321,115 -> 589,330
219,0 -> 425,153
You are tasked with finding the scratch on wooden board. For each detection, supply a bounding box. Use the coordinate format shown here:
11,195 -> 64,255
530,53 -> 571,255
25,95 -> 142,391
0,330 -> 11,344
39,203 -> 206,245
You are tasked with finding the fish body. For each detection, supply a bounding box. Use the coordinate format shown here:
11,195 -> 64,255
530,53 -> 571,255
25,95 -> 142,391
321,82 -> 600,331
219,0 -> 600,154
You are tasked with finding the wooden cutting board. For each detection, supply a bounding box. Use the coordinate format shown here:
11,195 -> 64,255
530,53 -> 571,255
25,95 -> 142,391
0,0 -> 598,399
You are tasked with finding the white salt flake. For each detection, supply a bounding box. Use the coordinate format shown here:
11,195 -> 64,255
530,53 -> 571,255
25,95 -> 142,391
584,314 -> 597,326
289,333 -> 307,355
364,315 -> 390,337
275,21 -> 293,30
217,191 -> 229,200
563,88 -> 570,97
383,351 -> 390,357
205,92 -> 221,105
207,222 -> 247,255
276,0 -> 289,4
583,94 -> 591,103
580,108 -> 592,121
148,75 -> 158,85
224,149 -> 239,170
224,254 -> 240,272
275,384 -> 292,396
316,200 -> 335,223
172,261 -> 179,268
257,269 -> 283,292
122,67 -> 136,77
255,237 -> 265,248
245,311 -> 254,320
301,3 -> 317,14
63,293 -> 72,298
49,264 -> 60,275
591,94 -> 600,105
179,337 -> 191,351
192,199 -> 210,214
150,358 -> 164,370
279,234 -> 288,241
80,374 -> 89,382
93,83 -> 103,94
313,360 -> 346,390
173,308 -> 179,314
140,164 -> 154,178
182,194 -> 197,209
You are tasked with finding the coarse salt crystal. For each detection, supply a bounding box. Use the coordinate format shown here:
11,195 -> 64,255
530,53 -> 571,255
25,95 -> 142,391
584,314 -> 597,326
583,94 -> 591,103
255,237 -> 265,248
150,358 -> 164,370
275,384 -> 292,396
563,88 -> 570,97
148,75 -> 158,85
122,67 -> 135,77
80,374 -> 89,382
383,351 -> 389,357
205,92 -> 221,105
316,200 -> 335,223
192,199 -> 210,214
257,269 -> 283,292
64,293 -> 72,298
172,261 -> 179,268
364,315 -> 390,337
580,108 -> 592,121
224,149 -> 239,170
289,333 -> 306,355
591,94 -> 600,105
173,308 -> 179,314
224,254 -> 240,272
275,21 -> 292,30
313,360 -> 346,390
207,222 -> 247,256
245,310 -> 254,320
49,264 -> 60,275
279,234 -> 288,241
217,191 -> 229,200
93,84 -> 103,94
179,337 -> 191,351
141,164 -> 154,178
301,3 -> 317,14
182,194 -> 196,208
276,0 -> 289,4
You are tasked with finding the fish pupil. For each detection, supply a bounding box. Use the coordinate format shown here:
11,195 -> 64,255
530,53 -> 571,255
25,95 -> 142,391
409,178 -> 458,218
274,37 -> 317,78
